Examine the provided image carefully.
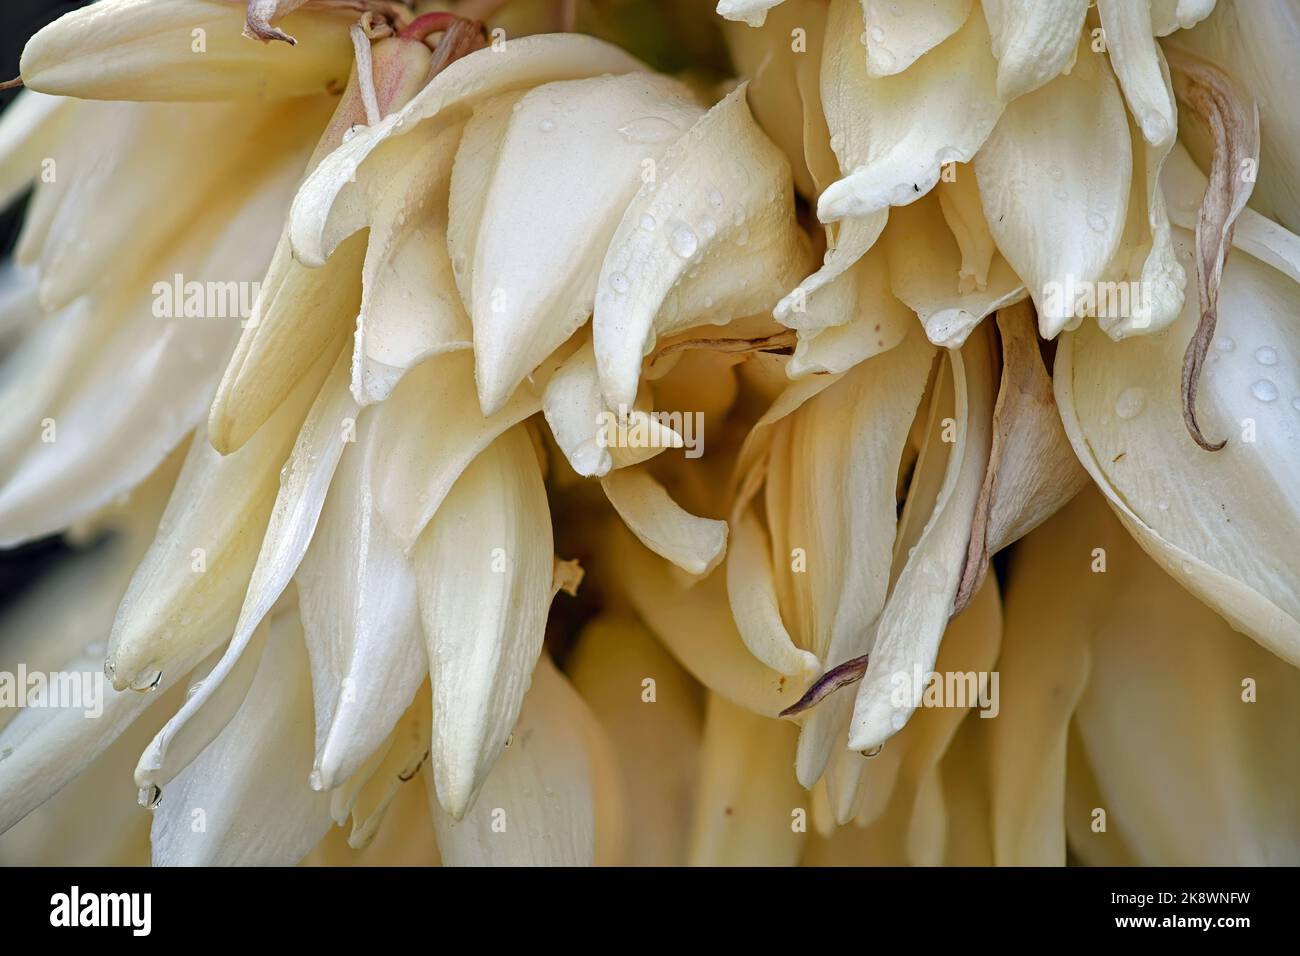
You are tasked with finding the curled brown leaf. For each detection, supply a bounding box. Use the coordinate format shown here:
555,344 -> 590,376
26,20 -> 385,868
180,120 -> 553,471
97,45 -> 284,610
1164,45 -> 1260,452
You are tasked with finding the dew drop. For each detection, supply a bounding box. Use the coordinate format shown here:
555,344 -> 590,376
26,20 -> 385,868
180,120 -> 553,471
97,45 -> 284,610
616,116 -> 679,144
1251,379 -> 1279,402
638,213 -> 656,232
1114,386 -> 1146,420
1254,346 -> 1278,366
538,118 -> 555,132
700,217 -> 717,239
138,785 -> 162,810
1087,211 -> 1108,233
670,225 -> 699,258
707,189 -> 723,209
869,25 -> 886,43
608,271 -> 630,294
1215,336 -> 1235,352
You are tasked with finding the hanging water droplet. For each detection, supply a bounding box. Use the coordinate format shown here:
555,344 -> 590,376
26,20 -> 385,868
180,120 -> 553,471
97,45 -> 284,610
1114,386 -> 1147,420
1254,346 -> 1278,366
1215,336 -> 1236,352
869,25 -> 886,43
616,116 -> 678,144
608,271 -> 630,294
1251,379 -> 1279,402
138,785 -> 162,810
670,225 -> 699,258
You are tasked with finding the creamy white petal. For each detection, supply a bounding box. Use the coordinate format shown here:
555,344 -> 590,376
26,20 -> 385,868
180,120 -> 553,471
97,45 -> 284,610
980,0 -> 1089,101
462,74 -> 702,415
20,0 -> 354,101
606,521 -> 798,716
428,656 -> 622,866
1098,0 -> 1177,146
415,426 -> 552,819
1172,0 -> 1300,233
106,341 -> 338,691
1055,228 -> 1300,665
817,0 -> 1002,221
593,83 -> 810,412
297,416 -> 425,790
150,605 -> 334,866
975,40 -> 1132,337
848,325 -> 996,751
135,348 -> 355,790
860,0 -> 973,77
370,350 -> 544,551
0,91 -> 75,212
885,193 -> 1026,347
600,466 -> 727,576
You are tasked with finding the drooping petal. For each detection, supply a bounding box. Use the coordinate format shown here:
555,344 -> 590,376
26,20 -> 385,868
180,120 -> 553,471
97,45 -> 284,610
150,604 -> 334,866
460,74 -> 702,415
605,521 -> 798,717
884,192 -> 1026,347
369,350 -> 546,550
415,426 -> 553,820
975,38 -> 1132,337
427,656 -> 622,866
105,342 -> 338,692
1097,0 -> 1177,146
296,413 -> 425,790
848,324 -> 997,751
953,302 -> 1088,611
593,83 -> 810,412
600,466 -> 727,576
134,346 -> 355,791
209,37 -> 431,453
1055,227 -> 1300,666
817,0 -> 1002,222
979,0 -> 1089,101
860,0 -> 973,77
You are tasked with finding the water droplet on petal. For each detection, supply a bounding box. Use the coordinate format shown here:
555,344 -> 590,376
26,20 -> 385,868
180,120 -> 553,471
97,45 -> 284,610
138,785 -> 162,810
538,118 -> 555,132
1216,336 -> 1235,352
670,225 -> 698,259
1255,346 -> 1278,366
1114,386 -> 1146,420
1087,211 -> 1108,232
707,189 -> 723,208
608,271 -> 630,294
616,116 -> 679,144
638,213 -> 656,232
1251,379 -> 1278,402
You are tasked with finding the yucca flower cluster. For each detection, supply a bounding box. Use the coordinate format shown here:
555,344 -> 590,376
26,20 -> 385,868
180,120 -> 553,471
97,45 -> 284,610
0,0 -> 1296,867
